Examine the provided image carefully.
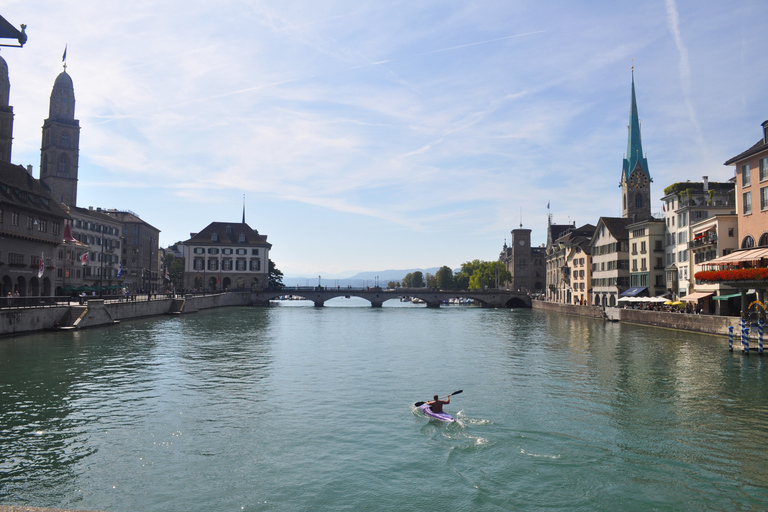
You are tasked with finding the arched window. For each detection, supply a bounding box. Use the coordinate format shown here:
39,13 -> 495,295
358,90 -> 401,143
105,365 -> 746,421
635,193 -> 643,208
742,235 -> 755,249
758,233 -> 768,247
56,154 -> 69,176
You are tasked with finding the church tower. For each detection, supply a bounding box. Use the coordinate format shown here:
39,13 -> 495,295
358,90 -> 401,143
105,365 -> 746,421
0,54 -> 14,164
620,69 -> 651,221
40,63 -> 80,206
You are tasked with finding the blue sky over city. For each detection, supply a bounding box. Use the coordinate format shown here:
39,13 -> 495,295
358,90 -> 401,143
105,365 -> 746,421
2,1 -> 767,276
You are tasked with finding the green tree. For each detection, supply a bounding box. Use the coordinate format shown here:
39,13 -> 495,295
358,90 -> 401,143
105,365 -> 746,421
454,260 -> 511,290
162,253 -> 185,290
387,281 -> 400,289
425,272 -> 436,288
268,259 -> 284,290
435,266 -> 453,289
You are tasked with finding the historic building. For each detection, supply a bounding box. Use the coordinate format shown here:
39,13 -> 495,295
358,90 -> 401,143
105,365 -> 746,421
626,217 -> 665,297
724,120 -> 768,248
499,228 -> 545,294
0,161 -> 69,296
545,222 -> 594,304
590,217 -> 631,307
688,213 -> 739,314
65,206 -> 123,291
39,66 -> 80,207
181,221 -> 271,292
660,177 -> 735,298
620,70 -> 652,223
104,209 -> 160,293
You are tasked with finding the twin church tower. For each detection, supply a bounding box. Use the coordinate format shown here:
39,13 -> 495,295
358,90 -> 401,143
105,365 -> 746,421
0,54 -> 80,207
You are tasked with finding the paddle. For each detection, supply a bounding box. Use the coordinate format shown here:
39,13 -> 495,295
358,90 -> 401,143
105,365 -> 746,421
414,389 -> 462,407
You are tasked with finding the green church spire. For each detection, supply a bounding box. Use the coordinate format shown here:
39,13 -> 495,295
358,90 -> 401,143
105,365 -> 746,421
622,69 -> 649,181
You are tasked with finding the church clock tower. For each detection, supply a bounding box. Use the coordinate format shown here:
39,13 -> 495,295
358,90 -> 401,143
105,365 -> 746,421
620,69 -> 651,221
40,64 -> 80,206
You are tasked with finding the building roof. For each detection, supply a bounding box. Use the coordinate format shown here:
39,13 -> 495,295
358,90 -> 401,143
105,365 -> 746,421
184,221 -> 271,248
0,161 -> 69,218
596,217 -> 632,242
724,137 -> 768,165
103,209 -> 160,232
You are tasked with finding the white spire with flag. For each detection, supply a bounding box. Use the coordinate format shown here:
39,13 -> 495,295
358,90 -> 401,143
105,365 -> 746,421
62,44 -> 67,69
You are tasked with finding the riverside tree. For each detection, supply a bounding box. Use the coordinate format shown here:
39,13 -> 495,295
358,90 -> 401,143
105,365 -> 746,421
435,266 -> 453,289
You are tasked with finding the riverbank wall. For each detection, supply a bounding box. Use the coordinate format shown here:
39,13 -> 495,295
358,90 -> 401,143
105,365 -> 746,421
532,299 -> 741,336
0,293 -> 252,338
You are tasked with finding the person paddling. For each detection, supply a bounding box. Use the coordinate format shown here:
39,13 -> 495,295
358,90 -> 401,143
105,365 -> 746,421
427,394 -> 450,413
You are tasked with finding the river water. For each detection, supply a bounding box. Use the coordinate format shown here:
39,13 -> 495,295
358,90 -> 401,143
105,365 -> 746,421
1,299 -> 767,511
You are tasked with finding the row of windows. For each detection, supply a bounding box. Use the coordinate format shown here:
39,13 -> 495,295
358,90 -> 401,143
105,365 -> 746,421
593,277 -> 630,288
192,247 -> 260,255
73,219 -> 120,235
0,208 -> 62,235
742,186 -> 768,214
592,260 -> 629,272
741,158 -> 768,187
192,258 -> 262,271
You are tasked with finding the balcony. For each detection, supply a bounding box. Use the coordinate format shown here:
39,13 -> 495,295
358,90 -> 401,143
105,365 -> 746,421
689,235 -> 717,250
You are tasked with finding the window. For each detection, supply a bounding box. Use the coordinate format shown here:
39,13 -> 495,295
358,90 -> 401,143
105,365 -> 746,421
193,248 -> 205,254
640,241 -> 646,253
238,234 -> 246,243
52,222 -> 60,235
250,259 -> 261,271
742,235 -> 755,249
742,164 -> 751,187
193,259 -> 204,270
760,157 -> 768,182
38,220 -> 47,232
208,259 -> 218,271
236,260 -> 246,271
743,191 -> 752,214
57,154 -> 69,176
222,248 -> 233,255
61,132 -> 69,147
251,249 -> 259,255
236,248 -> 247,255
208,248 -> 219,254
27,216 -> 33,230
728,228 -> 734,237
635,193 -> 642,208
761,186 -> 768,211
211,233 -> 218,242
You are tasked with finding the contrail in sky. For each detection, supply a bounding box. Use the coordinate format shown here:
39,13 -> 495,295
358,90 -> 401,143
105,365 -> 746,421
90,30 -> 546,124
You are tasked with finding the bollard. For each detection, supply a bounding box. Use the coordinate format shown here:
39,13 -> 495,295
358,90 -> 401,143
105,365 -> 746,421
759,319 -> 764,355
728,325 -> 733,352
744,327 -> 750,355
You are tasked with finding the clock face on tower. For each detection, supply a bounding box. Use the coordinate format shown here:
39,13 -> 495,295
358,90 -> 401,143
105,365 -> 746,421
629,170 -> 649,189
518,240 -> 525,246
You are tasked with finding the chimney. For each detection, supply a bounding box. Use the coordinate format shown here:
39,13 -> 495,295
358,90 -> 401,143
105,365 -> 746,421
702,176 -> 709,192
763,120 -> 768,144
26,165 -> 32,176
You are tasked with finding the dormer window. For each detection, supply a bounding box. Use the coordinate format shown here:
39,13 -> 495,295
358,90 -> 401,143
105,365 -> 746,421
211,232 -> 218,242
238,233 -> 246,243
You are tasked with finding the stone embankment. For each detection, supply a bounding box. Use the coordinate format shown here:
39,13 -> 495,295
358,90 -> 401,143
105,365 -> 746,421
0,293 -> 251,338
532,299 -> 741,336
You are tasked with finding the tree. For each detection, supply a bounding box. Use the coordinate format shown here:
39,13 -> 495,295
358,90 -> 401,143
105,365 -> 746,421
435,266 -> 453,289
454,260 -> 511,290
162,253 -> 185,290
268,259 -> 284,290
425,272 -> 436,288
387,281 -> 400,289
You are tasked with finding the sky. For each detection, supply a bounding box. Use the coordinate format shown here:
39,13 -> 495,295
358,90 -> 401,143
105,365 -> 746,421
1,1 -> 767,278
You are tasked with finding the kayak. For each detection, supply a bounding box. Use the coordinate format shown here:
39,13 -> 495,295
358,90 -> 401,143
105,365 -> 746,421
418,403 -> 455,422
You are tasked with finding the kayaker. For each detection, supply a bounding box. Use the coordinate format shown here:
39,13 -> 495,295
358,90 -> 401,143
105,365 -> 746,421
427,394 -> 449,413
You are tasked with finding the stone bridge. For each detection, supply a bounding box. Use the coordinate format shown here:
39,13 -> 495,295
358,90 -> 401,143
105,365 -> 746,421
250,287 -> 531,308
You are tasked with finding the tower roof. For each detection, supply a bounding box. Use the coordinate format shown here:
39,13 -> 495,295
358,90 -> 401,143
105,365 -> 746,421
622,70 -> 649,181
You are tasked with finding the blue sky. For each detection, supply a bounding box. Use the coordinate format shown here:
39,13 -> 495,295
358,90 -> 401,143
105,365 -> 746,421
2,1 -> 767,277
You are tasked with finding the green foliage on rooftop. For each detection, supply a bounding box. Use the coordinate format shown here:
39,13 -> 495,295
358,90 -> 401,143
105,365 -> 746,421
663,181 -> 732,196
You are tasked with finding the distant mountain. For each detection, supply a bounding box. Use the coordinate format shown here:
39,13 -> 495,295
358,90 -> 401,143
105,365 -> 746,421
282,268 -> 442,288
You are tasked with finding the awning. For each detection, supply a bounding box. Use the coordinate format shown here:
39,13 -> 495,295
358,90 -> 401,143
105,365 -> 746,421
702,247 -> 768,267
620,286 -> 648,297
679,291 -> 714,302
712,292 -> 752,301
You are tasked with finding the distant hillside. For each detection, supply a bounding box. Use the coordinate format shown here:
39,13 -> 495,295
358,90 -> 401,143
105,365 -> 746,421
282,268 -> 441,288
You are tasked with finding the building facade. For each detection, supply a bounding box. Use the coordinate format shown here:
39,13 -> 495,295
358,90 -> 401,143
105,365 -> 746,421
661,177 -> 735,298
181,221 -> 271,292
725,120 -> 768,249
590,217 -> 631,307
627,217 -> 666,297
499,228 -> 545,294
104,209 -> 160,293
0,162 -> 69,296
66,206 -> 124,291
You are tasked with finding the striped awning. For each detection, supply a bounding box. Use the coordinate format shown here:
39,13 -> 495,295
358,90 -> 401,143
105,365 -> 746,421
701,247 -> 768,267
679,291 -> 713,302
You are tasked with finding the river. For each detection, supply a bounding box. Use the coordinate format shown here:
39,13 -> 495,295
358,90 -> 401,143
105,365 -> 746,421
1,298 -> 767,511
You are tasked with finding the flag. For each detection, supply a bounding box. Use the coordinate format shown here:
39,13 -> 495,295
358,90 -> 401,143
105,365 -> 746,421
79,252 -> 88,265
62,44 -> 67,62
165,267 -> 170,281
662,203 -> 666,212
37,253 -> 44,278
116,262 -> 124,278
